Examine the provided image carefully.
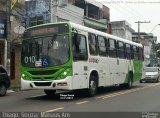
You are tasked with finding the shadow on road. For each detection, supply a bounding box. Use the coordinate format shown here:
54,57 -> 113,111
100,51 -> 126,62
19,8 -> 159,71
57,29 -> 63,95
25,85 -> 142,102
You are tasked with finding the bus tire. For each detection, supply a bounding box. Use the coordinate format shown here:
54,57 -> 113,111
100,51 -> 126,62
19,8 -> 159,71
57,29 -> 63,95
87,75 -> 98,97
120,73 -> 133,89
44,90 -> 56,97
126,73 -> 133,89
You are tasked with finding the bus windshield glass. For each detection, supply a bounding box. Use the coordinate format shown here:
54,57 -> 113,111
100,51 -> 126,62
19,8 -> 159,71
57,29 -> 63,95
21,35 -> 69,67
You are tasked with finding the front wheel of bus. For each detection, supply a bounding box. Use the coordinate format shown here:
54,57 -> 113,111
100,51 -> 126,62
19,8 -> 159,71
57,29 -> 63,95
87,76 -> 98,97
44,90 -> 56,97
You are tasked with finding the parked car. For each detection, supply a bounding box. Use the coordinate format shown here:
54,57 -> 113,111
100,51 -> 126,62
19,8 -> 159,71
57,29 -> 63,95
0,65 -> 10,96
140,67 -> 160,83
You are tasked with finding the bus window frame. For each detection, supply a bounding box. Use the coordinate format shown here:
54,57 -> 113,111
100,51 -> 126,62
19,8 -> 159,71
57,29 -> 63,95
109,39 -> 117,58
88,33 -> 98,56
97,35 -> 107,57
72,33 -> 88,61
125,43 -> 131,60
117,41 -> 125,59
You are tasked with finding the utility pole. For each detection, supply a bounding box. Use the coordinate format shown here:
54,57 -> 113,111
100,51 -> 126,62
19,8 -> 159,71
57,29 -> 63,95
135,21 -> 150,42
6,0 -> 11,74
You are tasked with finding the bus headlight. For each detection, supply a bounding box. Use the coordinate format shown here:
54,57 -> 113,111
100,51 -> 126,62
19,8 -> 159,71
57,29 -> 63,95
21,73 -> 29,80
63,71 -> 67,76
22,74 -> 25,78
56,69 -> 71,79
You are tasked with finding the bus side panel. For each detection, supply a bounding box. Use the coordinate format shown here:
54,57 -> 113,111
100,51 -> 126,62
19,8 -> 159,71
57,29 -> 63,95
72,62 -> 88,90
118,59 -> 129,84
98,57 -> 110,87
133,60 -> 143,82
109,58 -> 119,85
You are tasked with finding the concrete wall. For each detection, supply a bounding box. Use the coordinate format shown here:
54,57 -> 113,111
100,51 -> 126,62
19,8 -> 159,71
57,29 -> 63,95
111,21 -> 134,41
57,3 -> 84,25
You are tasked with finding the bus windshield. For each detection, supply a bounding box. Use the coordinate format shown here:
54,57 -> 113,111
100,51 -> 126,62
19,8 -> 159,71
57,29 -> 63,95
21,35 -> 69,67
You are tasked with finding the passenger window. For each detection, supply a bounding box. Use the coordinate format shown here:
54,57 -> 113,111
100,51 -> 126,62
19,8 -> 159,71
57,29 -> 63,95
88,33 -> 98,55
109,39 -> 117,58
72,34 -> 88,61
132,46 -> 138,60
138,47 -> 144,60
126,44 -> 131,59
98,36 -> 106,56
118,42 -> 125,59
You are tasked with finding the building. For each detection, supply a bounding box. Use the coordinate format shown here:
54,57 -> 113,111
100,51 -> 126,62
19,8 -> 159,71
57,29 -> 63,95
0,1 -> 7,68
132,32 -> 157,66
25,0 -> 110,32
111,20 -> 135,41
0,0 -> 25,88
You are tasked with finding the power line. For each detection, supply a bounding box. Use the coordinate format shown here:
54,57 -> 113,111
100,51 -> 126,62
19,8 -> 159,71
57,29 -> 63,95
135,21 -> 151,40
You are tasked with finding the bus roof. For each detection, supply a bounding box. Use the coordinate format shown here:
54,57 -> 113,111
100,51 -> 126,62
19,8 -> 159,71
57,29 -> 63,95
70,22 -> 143,48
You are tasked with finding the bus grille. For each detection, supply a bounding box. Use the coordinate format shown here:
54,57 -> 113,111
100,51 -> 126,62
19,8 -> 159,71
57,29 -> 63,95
28,70 -> 58,75
34,82 -> 52,86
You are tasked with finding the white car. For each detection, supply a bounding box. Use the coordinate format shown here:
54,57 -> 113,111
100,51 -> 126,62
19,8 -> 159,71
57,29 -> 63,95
140,67 -> 160,83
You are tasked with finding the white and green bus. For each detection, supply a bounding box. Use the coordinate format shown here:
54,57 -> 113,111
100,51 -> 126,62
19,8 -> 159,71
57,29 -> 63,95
21,22 -> 143,97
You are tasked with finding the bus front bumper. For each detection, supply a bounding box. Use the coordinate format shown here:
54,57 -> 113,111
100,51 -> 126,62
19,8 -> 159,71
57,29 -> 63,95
21,77 -> 72,90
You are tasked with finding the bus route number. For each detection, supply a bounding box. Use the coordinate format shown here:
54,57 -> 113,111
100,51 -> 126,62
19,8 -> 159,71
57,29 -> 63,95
24,56 -> 36,63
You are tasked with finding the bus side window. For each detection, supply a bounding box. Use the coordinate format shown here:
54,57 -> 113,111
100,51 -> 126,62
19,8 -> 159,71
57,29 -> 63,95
117,41 -> 125,59
72,34 -> 88,61
109,39 -> 117,58
105,38 -> 109,56
126,44 -> 131,60
132,46 -> 138,60
98,36 -> 106,57
88,33 -> 98,56
138,47 -> 143,61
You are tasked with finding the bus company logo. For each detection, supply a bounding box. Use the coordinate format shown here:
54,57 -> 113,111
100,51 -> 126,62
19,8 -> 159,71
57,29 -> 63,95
89,58 -> 99,63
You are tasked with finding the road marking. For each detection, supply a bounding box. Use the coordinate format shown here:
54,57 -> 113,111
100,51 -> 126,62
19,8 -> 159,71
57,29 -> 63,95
45,107 -> 64,112
96,83 -> 160,99
76,101 -> 90,105
30,94 -> 46,98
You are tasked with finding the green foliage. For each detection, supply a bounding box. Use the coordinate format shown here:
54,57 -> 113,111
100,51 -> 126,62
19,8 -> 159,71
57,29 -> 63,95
152,42 -> 160,51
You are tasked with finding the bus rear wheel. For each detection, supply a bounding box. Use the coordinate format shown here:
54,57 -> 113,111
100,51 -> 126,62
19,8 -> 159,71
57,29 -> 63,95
87,75 -> 98,97
126,73 -> 133,89
44,90 -> 56,97
120,73 -> 133,89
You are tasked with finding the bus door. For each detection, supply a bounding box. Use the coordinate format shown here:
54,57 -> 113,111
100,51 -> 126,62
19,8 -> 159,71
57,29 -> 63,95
72,32 -> 88,89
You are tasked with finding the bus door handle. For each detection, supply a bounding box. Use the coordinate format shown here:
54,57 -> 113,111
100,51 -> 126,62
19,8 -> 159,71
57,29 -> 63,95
110,73 -> 112,74
84,73 -> 87,75
116,72 -> 119,74
74,73 -> 78,75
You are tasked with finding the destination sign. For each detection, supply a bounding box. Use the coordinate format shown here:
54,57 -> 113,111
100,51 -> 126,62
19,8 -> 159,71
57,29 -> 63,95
24,23 -> 69,38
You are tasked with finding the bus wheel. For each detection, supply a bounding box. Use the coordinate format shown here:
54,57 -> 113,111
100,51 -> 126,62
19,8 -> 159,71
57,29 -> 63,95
87,75 -> 97,97
120,73 -> 133,89
126,73 -> 133,89
44,90 -> 56,97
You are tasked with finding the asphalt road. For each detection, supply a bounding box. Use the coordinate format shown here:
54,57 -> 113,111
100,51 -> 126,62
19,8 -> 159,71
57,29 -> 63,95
1,82 -> 160,114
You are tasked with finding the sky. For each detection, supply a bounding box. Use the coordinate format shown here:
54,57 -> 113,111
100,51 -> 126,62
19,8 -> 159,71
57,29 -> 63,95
95,0 -> 160,42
